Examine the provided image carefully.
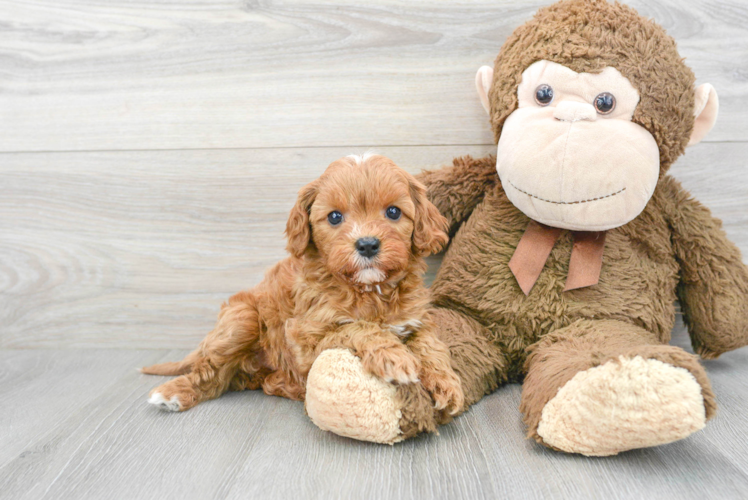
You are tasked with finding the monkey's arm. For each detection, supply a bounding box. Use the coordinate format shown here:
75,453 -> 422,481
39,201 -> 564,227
416,155 -> 499,235
663,177 -> 748,359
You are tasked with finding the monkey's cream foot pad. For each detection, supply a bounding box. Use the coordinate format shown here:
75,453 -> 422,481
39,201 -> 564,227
537,356 -> 707,456
305,348 -> 404,445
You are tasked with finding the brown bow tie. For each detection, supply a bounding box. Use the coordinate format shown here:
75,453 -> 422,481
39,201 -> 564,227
508,220 -> 606,296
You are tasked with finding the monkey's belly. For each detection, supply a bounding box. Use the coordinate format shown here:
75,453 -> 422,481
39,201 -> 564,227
430,188 -> 679,372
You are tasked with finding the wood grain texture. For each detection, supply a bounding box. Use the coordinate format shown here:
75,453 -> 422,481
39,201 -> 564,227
2,1 -> 748,498
0,145 -> 493,348
1,327 -> 747,500
2,143 -> 746,348
0,0 -> 747,153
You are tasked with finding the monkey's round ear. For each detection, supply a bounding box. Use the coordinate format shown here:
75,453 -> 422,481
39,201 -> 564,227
475,66 -> 494,115
285,180 -> 319,258
688,83 -> 719,147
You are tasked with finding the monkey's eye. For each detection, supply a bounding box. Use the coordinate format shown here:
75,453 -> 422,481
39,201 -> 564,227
534,84 -> 554,106
385,206 -> 402,221
327,211 -> 343,226
594,92 -> 616,114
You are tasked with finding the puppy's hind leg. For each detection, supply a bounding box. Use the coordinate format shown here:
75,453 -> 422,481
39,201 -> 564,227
148,357 -> 242,412
148,291 -> 263,412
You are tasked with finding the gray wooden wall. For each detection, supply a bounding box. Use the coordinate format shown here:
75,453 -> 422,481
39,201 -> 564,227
2,0 -> 747,349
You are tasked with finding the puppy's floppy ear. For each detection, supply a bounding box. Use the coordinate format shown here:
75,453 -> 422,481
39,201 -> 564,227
408,176 -> 449,256
285,180 -> 319,258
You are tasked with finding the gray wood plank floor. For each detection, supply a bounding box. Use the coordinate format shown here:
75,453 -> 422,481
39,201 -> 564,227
2,0 -> 748,498
1,322 -> 748,500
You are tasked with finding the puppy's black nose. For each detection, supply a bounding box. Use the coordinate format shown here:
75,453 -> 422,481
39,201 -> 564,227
355,237 -> 380,258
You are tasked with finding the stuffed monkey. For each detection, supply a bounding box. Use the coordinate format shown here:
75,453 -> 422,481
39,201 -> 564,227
304,0 -> 748,456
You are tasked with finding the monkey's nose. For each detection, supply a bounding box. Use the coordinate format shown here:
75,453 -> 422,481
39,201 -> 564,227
355,237 -> 380,258
553,101 -> 597,122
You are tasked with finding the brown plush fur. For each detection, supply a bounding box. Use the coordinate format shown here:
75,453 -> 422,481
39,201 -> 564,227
142,155 -> 464,414
388,0 -> 748,448
419,155 -> 748,445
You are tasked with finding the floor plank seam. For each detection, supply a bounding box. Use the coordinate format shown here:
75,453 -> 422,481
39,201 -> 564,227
0,139 -> 741,156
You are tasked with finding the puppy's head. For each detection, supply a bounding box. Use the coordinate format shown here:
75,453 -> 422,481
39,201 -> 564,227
285,154 -> 448,286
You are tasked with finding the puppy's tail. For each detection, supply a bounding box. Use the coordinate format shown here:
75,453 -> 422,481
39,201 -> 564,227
140,351 -> 199,376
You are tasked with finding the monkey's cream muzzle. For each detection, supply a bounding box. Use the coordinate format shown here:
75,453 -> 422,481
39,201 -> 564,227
493,60 -> 660,232
497,105 -> 660,231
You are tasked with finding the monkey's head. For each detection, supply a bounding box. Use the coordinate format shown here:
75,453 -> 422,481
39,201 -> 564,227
476,0 -> 719,231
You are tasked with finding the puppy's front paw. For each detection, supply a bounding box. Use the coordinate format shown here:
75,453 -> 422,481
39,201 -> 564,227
422,370 -> 464,415
147,377 -> 197,412
361,345 -> 421,385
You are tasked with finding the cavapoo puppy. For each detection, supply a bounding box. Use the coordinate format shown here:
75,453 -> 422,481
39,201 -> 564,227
142,153 -> 464,415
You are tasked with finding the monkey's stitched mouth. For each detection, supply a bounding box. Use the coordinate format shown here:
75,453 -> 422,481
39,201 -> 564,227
508,180 -> 626,205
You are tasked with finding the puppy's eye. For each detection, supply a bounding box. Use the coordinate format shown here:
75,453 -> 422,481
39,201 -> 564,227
385,206 -> 401,221
594,92 -> 616,114
534,84 -> 554,106
327,211 -> 343,226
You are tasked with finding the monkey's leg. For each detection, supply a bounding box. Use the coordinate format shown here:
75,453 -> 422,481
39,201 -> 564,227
148,292 -> 261,412
521,319 -> 717,456
304,307 -> 509,444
